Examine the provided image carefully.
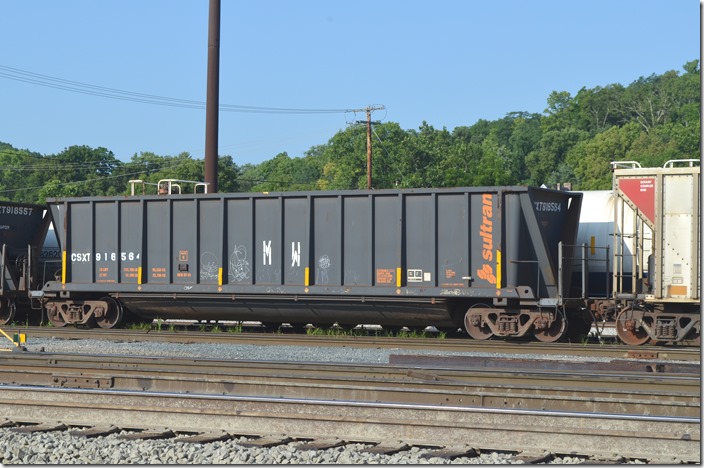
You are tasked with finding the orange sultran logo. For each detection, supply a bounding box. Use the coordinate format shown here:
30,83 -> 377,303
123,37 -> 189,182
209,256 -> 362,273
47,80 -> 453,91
477,194 -> 496,285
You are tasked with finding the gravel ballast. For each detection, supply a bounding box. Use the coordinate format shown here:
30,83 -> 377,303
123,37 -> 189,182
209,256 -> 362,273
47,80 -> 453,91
0,428 -> 603,464
17,335 -> 618,364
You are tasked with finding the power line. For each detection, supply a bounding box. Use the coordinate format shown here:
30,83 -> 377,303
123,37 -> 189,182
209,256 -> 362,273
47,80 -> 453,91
0,64 -> 356,115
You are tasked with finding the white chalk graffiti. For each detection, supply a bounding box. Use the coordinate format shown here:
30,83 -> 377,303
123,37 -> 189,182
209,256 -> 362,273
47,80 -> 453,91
229,245 -> 251,282
317,254 -> 331,283
200,252 -> 219,280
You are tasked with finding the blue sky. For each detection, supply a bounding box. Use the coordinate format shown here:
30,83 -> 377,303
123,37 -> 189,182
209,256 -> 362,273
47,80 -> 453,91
0,1 -> 699,166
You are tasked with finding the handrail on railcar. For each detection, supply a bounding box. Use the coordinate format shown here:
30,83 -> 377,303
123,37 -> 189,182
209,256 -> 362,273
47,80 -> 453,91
610,161 -> 641,170
128,179 -> 210,196
663,159 -> 700,168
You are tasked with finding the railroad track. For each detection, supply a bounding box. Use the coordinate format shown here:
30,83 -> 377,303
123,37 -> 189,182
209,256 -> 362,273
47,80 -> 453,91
0,351 -> 699,463
2,325 -> 700,362
1,386 -> 699,464
0,352 -> 699,414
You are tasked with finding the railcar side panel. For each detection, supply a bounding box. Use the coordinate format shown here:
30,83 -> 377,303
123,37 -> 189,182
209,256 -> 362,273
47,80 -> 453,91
343,196 -> 371,286
437,194 -> 469,290
119,201 -> 142,284
199,199 -> 223,285
95,201 -> 119,284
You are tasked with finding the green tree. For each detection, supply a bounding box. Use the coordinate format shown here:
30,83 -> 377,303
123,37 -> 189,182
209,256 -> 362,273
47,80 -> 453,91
566,122 -> 642,189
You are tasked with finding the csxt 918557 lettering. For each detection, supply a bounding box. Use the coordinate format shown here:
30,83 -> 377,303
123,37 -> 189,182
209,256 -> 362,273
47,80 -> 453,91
0,161 -> 699,345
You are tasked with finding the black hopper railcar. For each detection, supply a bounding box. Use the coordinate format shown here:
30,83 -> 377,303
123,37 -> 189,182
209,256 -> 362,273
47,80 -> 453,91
39,182 -> 583,341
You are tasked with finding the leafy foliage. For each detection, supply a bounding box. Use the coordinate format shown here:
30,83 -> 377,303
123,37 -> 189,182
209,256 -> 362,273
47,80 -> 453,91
0,60 -> 699,203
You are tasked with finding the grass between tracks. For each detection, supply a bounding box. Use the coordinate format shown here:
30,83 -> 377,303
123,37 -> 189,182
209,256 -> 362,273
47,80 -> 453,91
121,319 -> 449,339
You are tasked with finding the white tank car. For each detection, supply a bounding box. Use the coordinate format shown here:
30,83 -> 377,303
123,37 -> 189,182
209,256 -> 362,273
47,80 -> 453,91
574,190 -> 652,297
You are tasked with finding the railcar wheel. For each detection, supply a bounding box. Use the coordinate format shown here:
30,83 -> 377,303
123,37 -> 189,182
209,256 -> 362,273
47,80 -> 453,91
96,297 -> 124,329
615,309 -> 650,345
533,311 -> 566,342
0,299 -> 16,325
47,305 -> 67,328
464,312 -> 493,340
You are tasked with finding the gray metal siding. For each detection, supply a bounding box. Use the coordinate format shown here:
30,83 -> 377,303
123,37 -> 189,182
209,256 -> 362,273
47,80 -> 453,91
374,195 -> 400,287
172,200 -> 196,284
313,196 -> 340,286
343,196 -> 372,286
283,197 -> 308,286
119,201 -> 142,284
255,197 -> 282,285
405,194 -> 436,288
94,202 -> 118,284
69,202 -> 93,283
198,199 -> 223,285
226,198 -> 253,285
146,201 -> 169,284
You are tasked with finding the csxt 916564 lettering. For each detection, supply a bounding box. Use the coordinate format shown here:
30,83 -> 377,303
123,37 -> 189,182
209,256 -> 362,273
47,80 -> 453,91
0,161 -> 699,345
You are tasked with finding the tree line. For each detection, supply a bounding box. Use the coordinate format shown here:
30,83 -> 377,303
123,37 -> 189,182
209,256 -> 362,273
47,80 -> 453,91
0,60 -> 699,204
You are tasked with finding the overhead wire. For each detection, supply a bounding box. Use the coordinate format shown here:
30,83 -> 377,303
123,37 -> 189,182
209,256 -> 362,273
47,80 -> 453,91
0,64 -> 384,192
0,64 -> 354,114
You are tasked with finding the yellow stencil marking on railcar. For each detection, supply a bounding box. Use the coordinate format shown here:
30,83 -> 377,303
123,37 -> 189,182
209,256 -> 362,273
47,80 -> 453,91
496,250 -> 502,289
590,236 -> 596,255
61,251 -> 67,285
218,267 -> 223,286
396,267 -> 402,288
137,267 -> 143,285
304,267 -> 310,287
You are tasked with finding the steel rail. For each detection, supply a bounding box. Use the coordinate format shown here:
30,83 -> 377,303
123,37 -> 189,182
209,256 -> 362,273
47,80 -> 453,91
2,326 -> 700,361
0,385 -> 699,462
0,352 -> 698,418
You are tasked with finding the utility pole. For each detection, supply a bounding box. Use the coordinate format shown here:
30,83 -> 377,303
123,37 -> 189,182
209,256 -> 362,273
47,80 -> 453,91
352,105 -> 384,189
204,0 -> 220,193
